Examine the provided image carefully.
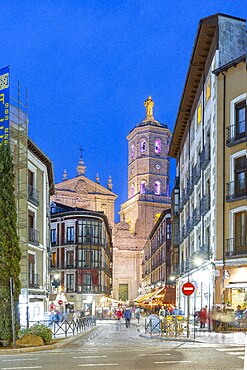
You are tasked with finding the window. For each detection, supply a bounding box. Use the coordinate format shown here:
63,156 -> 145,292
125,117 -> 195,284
197,103 -> 202,125
140,181 -> 146,194
140,140 -> 146,153
131,143 -> 135,158
131,184 -> 135,197
66,251 -> 74,268
154,181 -> 161,195
28,253 -> 35,288
234,156 -> 247,195
234,211 -> 247,253
66,227 -> 74,243
66,274 -> 74,291
235,101 -> 246,137
51,229 -> 56,244
78,220 -> 102,245
155,139 -> 161,154
206,76 -> 211,103
51,252 -> 56,268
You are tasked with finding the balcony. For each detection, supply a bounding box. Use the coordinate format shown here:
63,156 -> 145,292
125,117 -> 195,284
28,273 -> 40,289
200,146 -> 211,170
192,207 -> 201,226
28,185 -> 39,206
226,237 -> 247,257
200,193 -> 210,216
187,178 -> 194,196
198,245 -> 213,260
65,264 -> 76,269
28,228 -> 40,246
192,163 -> 201,186
226,179 -> 247,201
226,122 -> 246,146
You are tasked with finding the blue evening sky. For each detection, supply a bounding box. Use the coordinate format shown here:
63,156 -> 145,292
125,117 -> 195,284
1,1 -> 246,221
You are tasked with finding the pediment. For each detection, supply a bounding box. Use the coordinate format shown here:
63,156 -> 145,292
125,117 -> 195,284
55,175 -> 117,198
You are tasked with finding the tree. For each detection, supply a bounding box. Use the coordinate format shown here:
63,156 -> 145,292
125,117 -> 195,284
0,142 -> 21,345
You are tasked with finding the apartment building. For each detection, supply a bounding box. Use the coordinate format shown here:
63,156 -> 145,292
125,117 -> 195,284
137,209 -> 176,308
214,55 -> 246,308
169,14 -> 246,315
50,203 -> 112,317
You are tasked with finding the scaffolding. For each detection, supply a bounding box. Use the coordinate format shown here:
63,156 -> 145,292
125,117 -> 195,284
9,82 -> 28,294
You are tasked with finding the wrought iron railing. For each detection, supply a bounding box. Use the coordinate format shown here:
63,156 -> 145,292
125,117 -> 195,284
200,193 -> 210,216
28,184 -> 39,206
28,273 -> 40,289
192,207 -> 201,226
226,122 -> 246,146
28,228 -> 40,246
192,163 -> 201,186
226,179 -> 247,200
226,237 -> 247,257
200,146 -> 210,170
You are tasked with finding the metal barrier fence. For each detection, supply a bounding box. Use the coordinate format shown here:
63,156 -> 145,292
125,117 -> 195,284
28,316 -> 96,338
145,315 -> 190,338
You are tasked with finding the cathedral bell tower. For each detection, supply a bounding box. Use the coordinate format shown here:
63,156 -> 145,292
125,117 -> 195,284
119,96 -> 171,243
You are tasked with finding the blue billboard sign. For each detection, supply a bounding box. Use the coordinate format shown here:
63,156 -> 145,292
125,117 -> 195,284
0,66 -> 10,143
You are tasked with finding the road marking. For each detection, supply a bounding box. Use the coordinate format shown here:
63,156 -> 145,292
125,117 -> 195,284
226,352 -> 245,356
216,347 -> 245,351
138,353 -> 170,357
3,359 -> 38,362
155,361 -> 192,364
238,356 -> 245,360
73,356 -> 107,359
1,367 -> 42,370
78,365 -> 118,367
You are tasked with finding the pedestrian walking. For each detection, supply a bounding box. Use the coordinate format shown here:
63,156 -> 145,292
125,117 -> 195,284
135,307 -> 141,323
124,307 -> 132,329
116,307 -> 123,331
199,306 -> 207,328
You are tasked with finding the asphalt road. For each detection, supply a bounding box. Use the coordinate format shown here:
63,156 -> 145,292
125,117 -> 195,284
0,321 -> 245,370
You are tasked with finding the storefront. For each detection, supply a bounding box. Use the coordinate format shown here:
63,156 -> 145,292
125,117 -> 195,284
177,262 -> 215,316
224,266 -> 247,310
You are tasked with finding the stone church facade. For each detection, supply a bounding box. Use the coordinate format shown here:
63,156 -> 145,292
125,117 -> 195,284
51,97 -> 171,303
51,155 -> 117,228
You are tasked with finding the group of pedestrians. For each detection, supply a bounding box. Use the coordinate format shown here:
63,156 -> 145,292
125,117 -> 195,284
116,305 -> 141,330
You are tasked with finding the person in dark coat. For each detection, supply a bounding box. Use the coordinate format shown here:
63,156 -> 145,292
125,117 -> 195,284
124,307 -> 132,329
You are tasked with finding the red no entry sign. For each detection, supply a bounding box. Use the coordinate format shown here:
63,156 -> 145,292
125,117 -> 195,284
182,282 -> 195,296
58,299 -> 63,305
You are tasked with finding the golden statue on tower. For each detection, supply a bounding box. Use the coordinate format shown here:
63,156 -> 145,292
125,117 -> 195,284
144,96 -> 154,119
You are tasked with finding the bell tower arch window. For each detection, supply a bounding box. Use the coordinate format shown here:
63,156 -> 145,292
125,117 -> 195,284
140,140 -> 146,154
154,180 -> 161,195
131,143 -> 135,158
140,180 -> 146,194
155,139 -> 161,154
130,183 -> 135,197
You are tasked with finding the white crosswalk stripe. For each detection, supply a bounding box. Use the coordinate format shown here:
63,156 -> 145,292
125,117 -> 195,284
216,346 -> 246,362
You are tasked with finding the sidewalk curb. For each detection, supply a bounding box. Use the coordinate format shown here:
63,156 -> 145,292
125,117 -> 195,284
139,333 -> 203,343
0,326 -> 98,355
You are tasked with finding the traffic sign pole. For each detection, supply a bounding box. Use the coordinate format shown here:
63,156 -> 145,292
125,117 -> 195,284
181,282 -> 195,339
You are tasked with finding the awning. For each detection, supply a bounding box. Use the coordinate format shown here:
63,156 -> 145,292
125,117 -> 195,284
225,282 -> 247,289
163,287 -> 176,304
135,291 -> 156,304
151,286 -> 165,298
